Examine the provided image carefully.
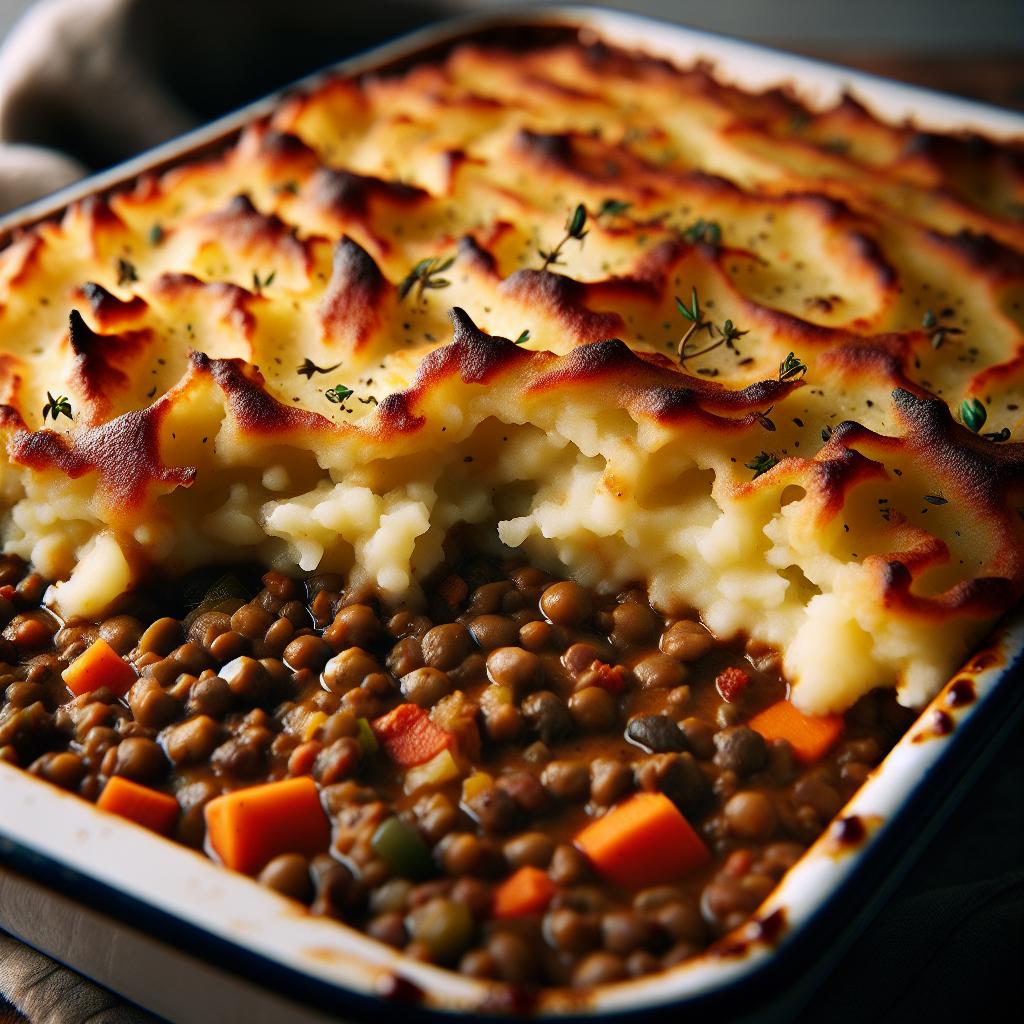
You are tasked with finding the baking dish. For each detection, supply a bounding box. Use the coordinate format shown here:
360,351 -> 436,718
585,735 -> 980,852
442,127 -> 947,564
1,5 -> 1023,1021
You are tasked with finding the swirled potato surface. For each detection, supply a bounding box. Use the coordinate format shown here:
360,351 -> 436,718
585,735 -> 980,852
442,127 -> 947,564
1,37 -> 1023,712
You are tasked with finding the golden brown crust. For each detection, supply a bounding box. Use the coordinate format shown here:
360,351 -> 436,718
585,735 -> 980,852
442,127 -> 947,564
0,33 -> 1022,710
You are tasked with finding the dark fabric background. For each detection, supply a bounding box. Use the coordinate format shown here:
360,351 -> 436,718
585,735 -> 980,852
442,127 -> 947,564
0,2 -> 1021,1020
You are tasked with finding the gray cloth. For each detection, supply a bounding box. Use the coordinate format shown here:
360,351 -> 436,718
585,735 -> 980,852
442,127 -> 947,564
0,1 -> 1022,1021
0,0 -> 457,213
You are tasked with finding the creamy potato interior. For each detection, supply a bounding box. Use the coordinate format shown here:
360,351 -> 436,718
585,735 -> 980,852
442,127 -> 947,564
1,36 -> 1023,713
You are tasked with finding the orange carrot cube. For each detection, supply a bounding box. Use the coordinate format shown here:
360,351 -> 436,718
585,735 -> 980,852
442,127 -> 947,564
62,638 -> 137,698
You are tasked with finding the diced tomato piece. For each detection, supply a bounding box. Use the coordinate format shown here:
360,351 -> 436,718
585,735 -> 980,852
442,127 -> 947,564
716,666 -> 750,703
589,660 -> 626,694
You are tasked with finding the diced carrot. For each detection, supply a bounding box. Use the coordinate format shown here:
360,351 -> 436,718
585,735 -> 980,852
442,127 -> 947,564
575,792 -> 710,888
493,866 -> 558,918
62,638 -> 137,698
748,700 -> 844,764
97,776 -> 179,836
205,776 -> 330,875
371,702 -> 454,767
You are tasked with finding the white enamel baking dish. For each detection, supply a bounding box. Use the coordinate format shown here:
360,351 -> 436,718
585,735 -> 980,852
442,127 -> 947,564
1,6 -> 1023,1022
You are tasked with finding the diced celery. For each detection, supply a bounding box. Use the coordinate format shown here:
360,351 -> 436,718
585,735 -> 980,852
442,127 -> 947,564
370,816 -> 433,879
404,748 -> 461,794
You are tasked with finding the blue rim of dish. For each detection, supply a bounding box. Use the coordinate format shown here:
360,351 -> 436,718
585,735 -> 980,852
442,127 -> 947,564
3,634 -> 1021,1024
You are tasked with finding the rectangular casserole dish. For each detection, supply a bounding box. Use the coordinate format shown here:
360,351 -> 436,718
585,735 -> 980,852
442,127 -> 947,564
1,5 -> 1023,1021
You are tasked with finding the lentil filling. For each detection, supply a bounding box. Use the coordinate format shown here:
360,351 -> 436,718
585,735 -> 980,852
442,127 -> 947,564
0,549 -> 913,989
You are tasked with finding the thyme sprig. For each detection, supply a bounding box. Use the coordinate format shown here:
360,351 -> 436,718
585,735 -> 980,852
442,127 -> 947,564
297,358 -> 343,379
539,203 -> 588,271
398,255 -> 455,302
682,218 -> 722,246
746,451 -> 779,478
778,352 -> 808,382
252,269 -> 276,292
42,392 -> 73,422
754,405 -> 776,431
596,198 -> 632,221
325,385 -> 354,405
921,308 -> 962,350
675,287 -> 713,359
513,329 -> 531,345
674,288 -> 749,366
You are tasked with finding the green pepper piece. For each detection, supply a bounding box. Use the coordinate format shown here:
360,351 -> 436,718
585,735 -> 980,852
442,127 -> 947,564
371,816 -> 433,879
356,717 -> 379,756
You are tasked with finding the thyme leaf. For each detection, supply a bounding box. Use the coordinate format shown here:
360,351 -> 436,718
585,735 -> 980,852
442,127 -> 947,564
778,352 -> 808,382
252,269 -> 276,292
682,218 -> 722,246
325,384 -> 354,405
539,204 -> 588,270
921,308 -> 963,349
398,255 -> 455,302
960,397 -> 987,433
596,198 -> 632,220
41,392 -> 73,422
513,329 -> 531,345
745,451 -> 779,478
116,258 -> 138,287
297,358 -> 343,379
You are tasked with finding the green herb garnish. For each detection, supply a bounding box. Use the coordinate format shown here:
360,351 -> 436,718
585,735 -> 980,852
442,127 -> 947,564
596,198 -> 632,220
924,494 -> 948,506
778,352 -> 808,382
297,358 -> 343,379
149,224 -> 164,246
398,255 -> 455,302
960,397 -> 987,433
921,308 -> 962,350
755,406 -> 776,432
746,451 -> 779,478
252,269 -> 276,292
682,218 -> 722,246
116,258 -> 138,287
41,392 -> 73,422
675,288 -> 750,367
513,329 -> 531,345
539,203 -> 588,271
325,385 -> 354,405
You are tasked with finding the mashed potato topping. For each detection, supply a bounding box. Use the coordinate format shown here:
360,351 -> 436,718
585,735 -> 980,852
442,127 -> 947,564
1,34 -> 1022,713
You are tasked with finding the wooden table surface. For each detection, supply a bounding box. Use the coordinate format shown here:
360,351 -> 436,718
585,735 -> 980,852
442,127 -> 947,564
1,49 -> 1021,1024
